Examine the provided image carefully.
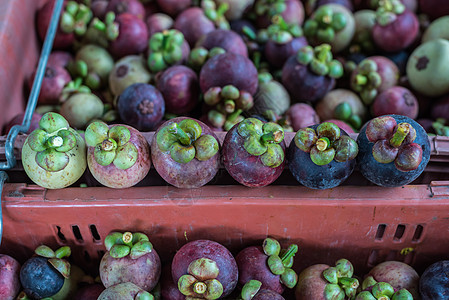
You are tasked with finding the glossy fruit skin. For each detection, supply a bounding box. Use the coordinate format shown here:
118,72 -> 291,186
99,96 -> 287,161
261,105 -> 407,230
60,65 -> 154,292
99,248 -> 161,291
236,246 -> 285,294
117,83 -> 165,131
222,122 -> 286,188
97,282 -> 149,300
37,0 -> 74,50
87,124 -> 151,188
171,240 -> 238,298
367,261 -> 420,299
295,264 -> 329,300
372,10 -> 419,53
106,0 -> 145,19
151,117 -> 220,188
282,55 -> 335,103
22,128 -> 87,189
265,37 -> 308,69
109,13 -> 149,58
156,65 -> 199,115
356,115 -> 430,187
419,260 -> 449,299
0,254 -> 21,300
30,65 -> 71,105
20,256 -> 64,299
286,103 -> 320,132
371,86 -> 418,119
174,7 -> 215,47
254,289 -> 285,300
197,29 -> 248,57
199,52 -> 259,96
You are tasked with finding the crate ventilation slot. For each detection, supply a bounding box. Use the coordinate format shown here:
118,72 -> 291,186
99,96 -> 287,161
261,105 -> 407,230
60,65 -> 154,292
394,224 -> 406,241
375,224 -> 386,240
72,225 -> 83,243
89,224 -> 101,242
55,226 -> 67,242
412,224 -> 424,242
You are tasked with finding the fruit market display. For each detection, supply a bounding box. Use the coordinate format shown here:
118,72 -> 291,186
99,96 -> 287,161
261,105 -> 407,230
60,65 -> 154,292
1,0 -> 449,298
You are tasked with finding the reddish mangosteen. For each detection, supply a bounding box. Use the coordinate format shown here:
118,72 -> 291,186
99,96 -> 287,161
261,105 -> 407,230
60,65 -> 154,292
236,238 -> 298,294
372,1 -> 419,53
20,245 -> 71,299
171,240 -> 238,298
240,280 -> 285,300
73,283 -> 105,300
372,86 -> 419,119
286,103 -> 320,132
303,4 -> 355,53
109,13 -> 149,58
161,264 -> 184,299
3,112 -> 41,135
418,0 -> 449,20
85,121 -> 151,188
197,29 -> 248,57
116,83 -> 165,132
0,254 -> 21,300
222,118 -> 286,187
255,0 -> 305,29
350,56 -> 399,105
91,0 -> 109,19
174,7 -> 216,47
147,29 -> 190,73
366,261 -> 420,299
295,259 -> 359,299
29,65 -> 71,105
146,13 -> 174,36
199,52 -> 259,95
157,0 -> 192,17
356,115 -> 431,187
288,122 -> 358,189
37,0 -> 75,49
99,231 -> 161,291
151,117 -> 220,188
282,44 -> 343,103
48,51 -> 73,68
156,65 -> 200,115
106,0 -> 145,19
264,16 -> 308,68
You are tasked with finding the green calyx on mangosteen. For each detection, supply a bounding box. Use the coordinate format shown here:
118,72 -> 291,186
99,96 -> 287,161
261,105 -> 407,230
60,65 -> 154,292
156,119 -> 219,164
148,29 -> 185,73
365,116 -> 422,172
322,259 -> 358,299
104,232 -> 153,260
241,280 -> 263,300
304,4 -> 347,42
262,238 -> 299,288
375,0 -> 405,26
60,1 -> 92,36
294,122 -> 358,166
350,58 -> 382,105
85,121 -> 138,170
358,276 -> 414,300
34,245 -> 72,279
178,258 -> 224,299
27,113 -> 78,172
237,118 -> 285,168
266,15 -> 303,44
296,44 -> 343,78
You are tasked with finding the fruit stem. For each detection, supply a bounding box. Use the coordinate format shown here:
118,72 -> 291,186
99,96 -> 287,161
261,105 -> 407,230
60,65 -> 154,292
242,25 -> 256,40
47,135 -> 64,148
390,123 -> 410,148
193,282 -> 207,294
101,139 -> 116,151
261,130 -> 283,144
168,123 -> 191,146
280,244 -> 298,266
316,137 -> 331,151
122,232 -> 133,247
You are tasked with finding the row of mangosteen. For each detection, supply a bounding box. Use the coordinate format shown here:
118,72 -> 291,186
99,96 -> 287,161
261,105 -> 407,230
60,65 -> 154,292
8,0 -> 449,143
22,111 -> 430,190
1,233 -> 447,299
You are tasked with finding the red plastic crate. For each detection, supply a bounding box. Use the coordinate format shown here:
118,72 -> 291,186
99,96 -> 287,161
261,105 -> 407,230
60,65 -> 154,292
0,0 -> 449,290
